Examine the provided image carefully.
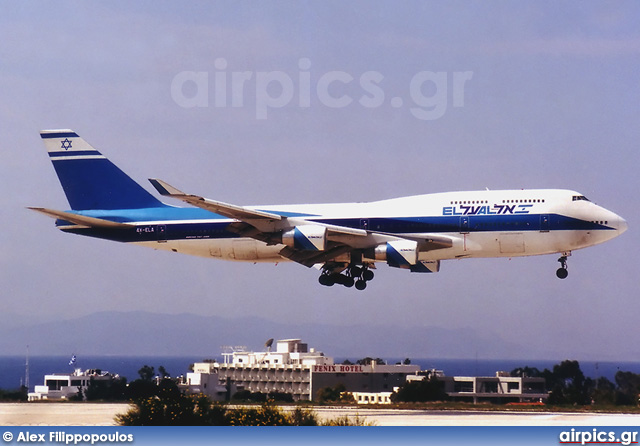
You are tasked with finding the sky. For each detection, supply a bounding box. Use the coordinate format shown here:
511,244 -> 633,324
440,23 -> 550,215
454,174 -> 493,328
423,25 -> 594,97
1,1 -> 639,361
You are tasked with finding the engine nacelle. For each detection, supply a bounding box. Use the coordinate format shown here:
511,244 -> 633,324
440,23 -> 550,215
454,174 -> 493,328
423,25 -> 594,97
410,260 -> 440,273
375,240 -> 419,267
372,241 -> 440,273
282,225 -> 327,251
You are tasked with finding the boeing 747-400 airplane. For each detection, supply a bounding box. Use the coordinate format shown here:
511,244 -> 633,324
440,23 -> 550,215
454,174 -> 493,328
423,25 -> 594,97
31,130 -> 627,290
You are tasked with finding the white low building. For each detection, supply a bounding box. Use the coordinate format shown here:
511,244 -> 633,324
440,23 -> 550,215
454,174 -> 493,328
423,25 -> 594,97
407,371 -> 548,404
352,392 -> 393,405
180,366 -> 236,401
28,369 -> 117,401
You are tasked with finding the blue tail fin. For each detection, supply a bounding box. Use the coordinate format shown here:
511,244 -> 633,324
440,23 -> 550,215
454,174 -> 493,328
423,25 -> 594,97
40,130 -> 166,210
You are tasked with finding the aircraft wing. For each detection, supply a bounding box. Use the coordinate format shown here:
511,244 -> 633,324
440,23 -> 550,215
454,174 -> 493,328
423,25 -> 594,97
149,179 -> 453,268
151,178 -> 368,235
28,207 -> 131,228
149,179 -> 283,222
397,234 -> 453,251
224,220 -> 362,267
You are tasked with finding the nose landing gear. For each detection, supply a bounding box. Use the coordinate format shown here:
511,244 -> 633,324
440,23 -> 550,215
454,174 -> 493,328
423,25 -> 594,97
556,254 -> 569,279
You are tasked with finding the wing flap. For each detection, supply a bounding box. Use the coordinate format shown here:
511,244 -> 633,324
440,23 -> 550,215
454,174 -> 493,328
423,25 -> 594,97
278,244 -> 353,267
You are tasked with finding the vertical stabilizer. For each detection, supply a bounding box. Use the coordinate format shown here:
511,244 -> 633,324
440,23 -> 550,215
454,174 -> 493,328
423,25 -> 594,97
40,130 -> 166,210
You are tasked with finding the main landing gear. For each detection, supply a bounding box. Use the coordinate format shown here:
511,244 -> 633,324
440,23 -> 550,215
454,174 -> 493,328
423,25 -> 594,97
556,254 -> 569,279
319,264 -> 374,290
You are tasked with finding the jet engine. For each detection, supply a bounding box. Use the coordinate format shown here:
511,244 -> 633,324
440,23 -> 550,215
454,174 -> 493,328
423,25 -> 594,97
282,225 -> 327,251
374,240 -> 419,267
373,240 -> 440,273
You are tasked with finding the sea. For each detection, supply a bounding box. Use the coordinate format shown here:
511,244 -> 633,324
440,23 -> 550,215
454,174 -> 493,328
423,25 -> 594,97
2,356 -> 640,391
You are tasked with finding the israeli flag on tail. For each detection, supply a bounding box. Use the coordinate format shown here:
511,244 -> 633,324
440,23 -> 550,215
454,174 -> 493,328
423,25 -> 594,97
40,129 -> 166,211
69,355 -> 77,366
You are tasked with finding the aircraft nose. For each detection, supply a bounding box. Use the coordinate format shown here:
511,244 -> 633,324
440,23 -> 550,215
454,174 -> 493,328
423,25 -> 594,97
617,216 -> 628,234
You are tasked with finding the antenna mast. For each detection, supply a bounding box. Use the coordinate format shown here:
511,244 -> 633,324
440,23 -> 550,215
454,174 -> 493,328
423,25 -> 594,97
24,345 -> 30,391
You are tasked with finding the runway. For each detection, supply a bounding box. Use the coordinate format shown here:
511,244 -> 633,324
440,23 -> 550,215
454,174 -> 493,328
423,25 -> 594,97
311,407 -> 639,426
1,403 -> 638,426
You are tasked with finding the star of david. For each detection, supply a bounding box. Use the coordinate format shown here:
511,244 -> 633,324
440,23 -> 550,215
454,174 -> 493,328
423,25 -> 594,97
61,138 -> 72,150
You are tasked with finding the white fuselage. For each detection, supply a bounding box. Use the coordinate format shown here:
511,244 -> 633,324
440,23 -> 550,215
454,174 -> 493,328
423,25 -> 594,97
126,189 -> 626,264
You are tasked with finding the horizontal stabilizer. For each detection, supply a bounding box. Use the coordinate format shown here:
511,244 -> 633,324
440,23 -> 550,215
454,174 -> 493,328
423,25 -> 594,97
28,207 -> 131,228
149,178 -> 283,221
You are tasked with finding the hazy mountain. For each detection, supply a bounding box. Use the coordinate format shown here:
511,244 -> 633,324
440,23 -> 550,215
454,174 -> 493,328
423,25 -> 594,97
0,310 -> 601,360
0,311 -> 527,359
0,312 -> 52,332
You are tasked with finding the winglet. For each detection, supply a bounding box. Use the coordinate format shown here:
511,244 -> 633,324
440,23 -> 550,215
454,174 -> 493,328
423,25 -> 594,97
149,178 -> 185,197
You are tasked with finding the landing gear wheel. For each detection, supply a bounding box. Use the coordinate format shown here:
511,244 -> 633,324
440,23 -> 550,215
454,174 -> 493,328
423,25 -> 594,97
331,273 -> 347,286
355,279 -> 367,291
319,263 -> 374,290
318,274 -> 334,286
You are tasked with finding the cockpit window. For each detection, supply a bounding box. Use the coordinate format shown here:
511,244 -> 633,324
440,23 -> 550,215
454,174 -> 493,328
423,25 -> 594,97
572,195 -> 590,202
